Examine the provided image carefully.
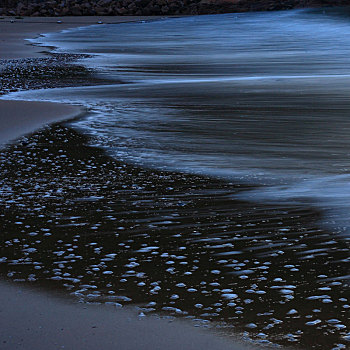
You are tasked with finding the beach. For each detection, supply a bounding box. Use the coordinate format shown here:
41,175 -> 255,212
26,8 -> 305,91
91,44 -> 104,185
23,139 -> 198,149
0,16 -> 168,60
0,280 -> 251,350
1,10 -> 350,350
0,15 -> 254,350
0,100 -> 81,146
0,15 -> 165,141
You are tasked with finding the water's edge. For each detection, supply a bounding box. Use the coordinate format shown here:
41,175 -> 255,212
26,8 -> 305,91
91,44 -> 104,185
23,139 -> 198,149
1,11 -> 350,349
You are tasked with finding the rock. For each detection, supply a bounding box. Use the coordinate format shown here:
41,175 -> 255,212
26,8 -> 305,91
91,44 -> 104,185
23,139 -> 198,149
83,2 -> 92,9
16,2 -> 25,13
61,7 -> 70,15
98,0 -> 112,5
71,5 -> 83,15
1,0 -> 350,17
94,6 -> 107,14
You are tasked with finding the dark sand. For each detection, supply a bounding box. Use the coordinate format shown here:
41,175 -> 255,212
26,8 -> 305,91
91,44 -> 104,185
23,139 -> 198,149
0,280 -> 251,350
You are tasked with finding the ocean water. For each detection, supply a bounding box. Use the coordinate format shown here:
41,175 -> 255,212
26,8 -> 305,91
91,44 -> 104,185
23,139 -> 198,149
2,7 -> 350,349
13,7 -> 350,235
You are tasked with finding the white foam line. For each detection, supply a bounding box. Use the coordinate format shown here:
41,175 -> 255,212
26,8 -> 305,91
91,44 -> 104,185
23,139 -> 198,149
142,73 -> 350,85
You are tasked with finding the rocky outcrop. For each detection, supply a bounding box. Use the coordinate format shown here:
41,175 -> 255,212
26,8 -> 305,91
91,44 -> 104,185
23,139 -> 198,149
0,0 -> 349,17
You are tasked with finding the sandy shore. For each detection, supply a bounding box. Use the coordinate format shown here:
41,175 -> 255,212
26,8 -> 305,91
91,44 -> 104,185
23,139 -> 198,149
0,16 -> 166,60
0,100 -> 82,146
0,15 -> 165,144
0,280 -> 250,350
0,16 -> 253,350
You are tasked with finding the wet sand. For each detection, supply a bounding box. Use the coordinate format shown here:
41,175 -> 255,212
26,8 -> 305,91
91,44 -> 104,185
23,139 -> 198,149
1,117 -> 348,350
0,15 -> 164,144
0,100 -> 81,146
0,280 -> 250,350
0,16 -> 166,60
0,15 -> 254,350
1,13 -> 349,350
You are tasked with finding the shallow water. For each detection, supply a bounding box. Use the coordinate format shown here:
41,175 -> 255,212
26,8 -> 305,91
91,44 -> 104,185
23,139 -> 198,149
11,7 -> 350,235
1,7 -> 350,349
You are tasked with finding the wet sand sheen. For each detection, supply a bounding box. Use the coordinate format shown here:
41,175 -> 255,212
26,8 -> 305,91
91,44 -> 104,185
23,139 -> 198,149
0,280 -> 250,350
0,100 -> 82,146
0,16 -> 167,60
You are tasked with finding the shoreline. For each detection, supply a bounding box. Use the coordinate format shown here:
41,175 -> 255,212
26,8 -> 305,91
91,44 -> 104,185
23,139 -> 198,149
0,279 -> 250,350
1,12 -> 349,350
0,15 -> 255,350
0,100 -> 82,146
0,16 -> 167,60
0,15 -> 165,145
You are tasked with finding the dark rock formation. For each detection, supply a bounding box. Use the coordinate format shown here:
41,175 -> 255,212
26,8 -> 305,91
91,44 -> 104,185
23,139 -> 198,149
0,0 -> 349,17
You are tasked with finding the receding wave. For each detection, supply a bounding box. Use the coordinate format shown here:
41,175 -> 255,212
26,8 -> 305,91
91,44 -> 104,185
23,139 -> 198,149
2,7 -> 350,349
10,8 -> 350,235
